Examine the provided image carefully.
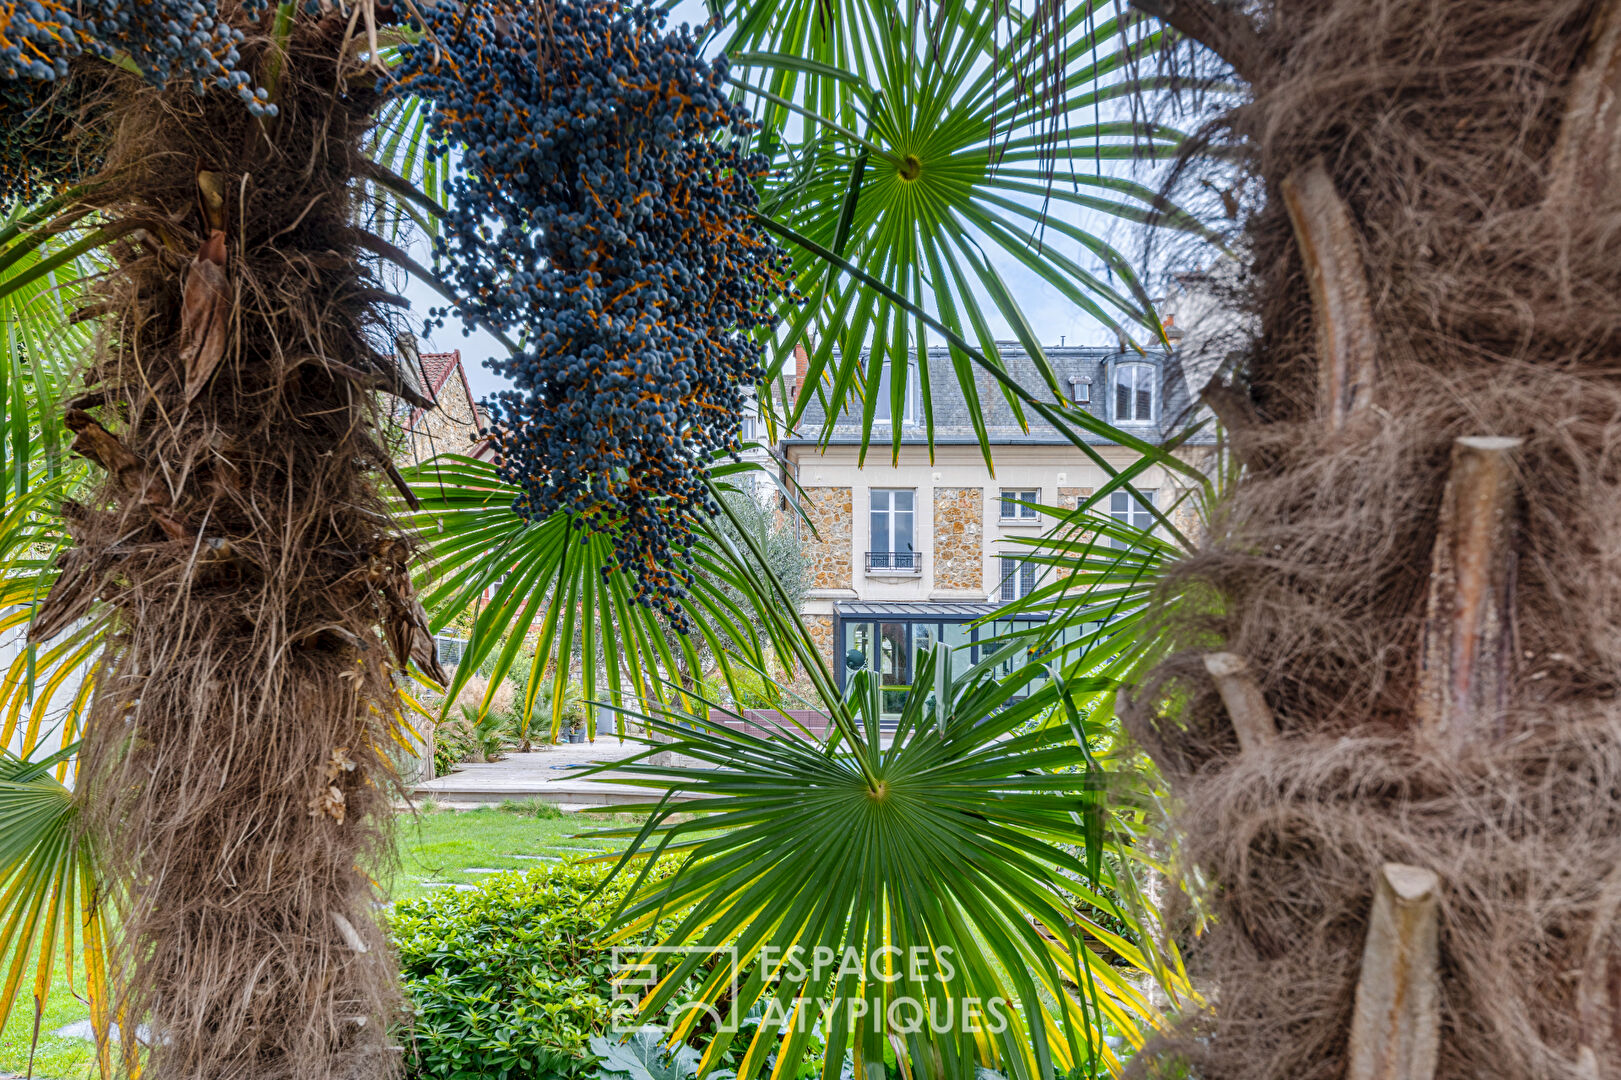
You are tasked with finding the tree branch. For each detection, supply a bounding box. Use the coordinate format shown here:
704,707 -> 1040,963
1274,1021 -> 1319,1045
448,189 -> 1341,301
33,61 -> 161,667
1546,0 -> 1621,207
1281,158 -> 1380,432
1129,0 -> 1268,85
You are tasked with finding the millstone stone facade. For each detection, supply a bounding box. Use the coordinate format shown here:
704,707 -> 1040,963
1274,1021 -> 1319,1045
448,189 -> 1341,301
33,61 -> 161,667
779,336 -> 1222,696
399,350 -> 488,468
933,487 -> 984,590
804,615 -> 835,670
802,487 -> 853,589
1057,486 -> 1095,511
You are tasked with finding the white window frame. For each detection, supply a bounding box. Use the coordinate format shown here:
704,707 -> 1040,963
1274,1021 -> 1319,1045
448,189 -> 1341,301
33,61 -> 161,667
1112,362 -> 1157,423
998,555 -> 1039,601
873,361 -> 920,427
1000,489 -> 1040,522
1108,488 -> 1156,549
869,489 -> 917,571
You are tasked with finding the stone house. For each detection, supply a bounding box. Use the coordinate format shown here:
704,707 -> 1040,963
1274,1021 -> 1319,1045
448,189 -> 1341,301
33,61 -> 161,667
781,334 -> 1217,700
394,347 -> 492,469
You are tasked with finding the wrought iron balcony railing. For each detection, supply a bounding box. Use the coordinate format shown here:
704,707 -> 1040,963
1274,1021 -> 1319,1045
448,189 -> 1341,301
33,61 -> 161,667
865,551 -> 922,575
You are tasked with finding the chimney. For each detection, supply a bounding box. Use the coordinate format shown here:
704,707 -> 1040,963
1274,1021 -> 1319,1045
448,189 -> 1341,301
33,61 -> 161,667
793,342 -> 810,395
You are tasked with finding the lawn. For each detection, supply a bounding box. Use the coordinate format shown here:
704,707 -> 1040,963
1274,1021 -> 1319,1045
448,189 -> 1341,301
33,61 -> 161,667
0,948 -> 99,1080
391,800 -> 637,900
1,800 -> 645,1078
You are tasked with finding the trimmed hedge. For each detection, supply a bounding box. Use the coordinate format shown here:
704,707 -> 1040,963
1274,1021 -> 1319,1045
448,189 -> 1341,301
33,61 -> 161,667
391,861 -> 659,1080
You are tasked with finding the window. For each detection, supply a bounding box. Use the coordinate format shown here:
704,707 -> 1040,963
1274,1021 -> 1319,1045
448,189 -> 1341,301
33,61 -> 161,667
1000,489 -> 1040,521
999,555 -> 1038,601
873,361 -> 919,426
1109,488 -> 1156,549
1113,362 -> 1156,423
739,412 -> 757,442
869,489 -> 916,569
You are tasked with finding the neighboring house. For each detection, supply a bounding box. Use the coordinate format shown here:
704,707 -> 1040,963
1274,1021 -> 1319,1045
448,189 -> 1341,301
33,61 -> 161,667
389,344 -> 496,666
394,345 -> 493,469
780,336 -> 1216,703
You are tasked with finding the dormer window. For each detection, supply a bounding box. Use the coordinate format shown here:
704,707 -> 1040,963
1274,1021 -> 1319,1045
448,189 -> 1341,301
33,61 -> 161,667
1113,362 -> 1157,423
873,361 -> 919,426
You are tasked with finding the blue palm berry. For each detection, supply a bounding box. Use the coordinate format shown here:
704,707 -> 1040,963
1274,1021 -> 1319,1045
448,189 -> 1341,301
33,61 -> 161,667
396,0 -> 798,627
0,1 -> 300,208
0,1 -> 273,111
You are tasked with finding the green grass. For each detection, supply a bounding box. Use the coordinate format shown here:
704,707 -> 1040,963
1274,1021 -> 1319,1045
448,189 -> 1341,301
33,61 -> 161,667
0,945 -> 99,1079
390,800 -> 638,901
1,799 -> 648,1077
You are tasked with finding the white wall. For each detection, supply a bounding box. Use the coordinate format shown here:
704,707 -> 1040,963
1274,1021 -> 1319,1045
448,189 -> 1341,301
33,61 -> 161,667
790,442 -> 1182,617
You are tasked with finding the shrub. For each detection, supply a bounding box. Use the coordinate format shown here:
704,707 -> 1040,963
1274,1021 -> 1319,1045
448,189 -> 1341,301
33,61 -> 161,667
699,666 -> 780,711
456,674 -> 517,720
588,1028 -> 728,1080
531,676 -> 589,736
391,862 -> 666,1080
431,717 -> 477,777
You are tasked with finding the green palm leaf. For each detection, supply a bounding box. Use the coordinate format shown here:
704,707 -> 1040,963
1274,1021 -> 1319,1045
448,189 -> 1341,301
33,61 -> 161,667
0,203 -> 119,1070
731,0 -> 1218,460
584,646 -> 1192,1080
0,746 -> 117,1077
400,455 -> 814,736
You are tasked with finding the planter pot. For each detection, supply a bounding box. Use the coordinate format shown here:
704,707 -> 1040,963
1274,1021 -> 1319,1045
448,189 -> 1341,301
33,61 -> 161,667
568,730 -> 586,744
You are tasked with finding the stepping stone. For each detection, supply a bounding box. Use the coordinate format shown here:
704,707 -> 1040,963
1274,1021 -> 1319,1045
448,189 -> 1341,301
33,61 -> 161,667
508,853 -> 561,861
419,881 -> 480,891
55,1019 -> 155,1044
462,867 -> 505,874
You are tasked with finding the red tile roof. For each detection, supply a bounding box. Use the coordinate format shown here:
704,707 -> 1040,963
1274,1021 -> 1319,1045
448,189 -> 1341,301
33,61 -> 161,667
417,350 -> 465,401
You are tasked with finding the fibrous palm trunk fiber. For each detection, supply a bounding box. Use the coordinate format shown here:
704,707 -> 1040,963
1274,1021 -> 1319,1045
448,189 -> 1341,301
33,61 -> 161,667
37,13 -> 439,1079
1127,1 -> 1621,1078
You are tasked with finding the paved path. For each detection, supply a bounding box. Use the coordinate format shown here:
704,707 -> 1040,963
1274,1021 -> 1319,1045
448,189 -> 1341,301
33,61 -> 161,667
411,738 -> 695,809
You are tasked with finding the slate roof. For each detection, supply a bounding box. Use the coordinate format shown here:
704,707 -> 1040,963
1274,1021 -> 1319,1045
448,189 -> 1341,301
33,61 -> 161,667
784,343 -> 1214,447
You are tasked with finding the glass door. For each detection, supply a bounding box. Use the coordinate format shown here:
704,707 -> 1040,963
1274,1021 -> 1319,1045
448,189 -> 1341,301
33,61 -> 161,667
878,622 -> 909,718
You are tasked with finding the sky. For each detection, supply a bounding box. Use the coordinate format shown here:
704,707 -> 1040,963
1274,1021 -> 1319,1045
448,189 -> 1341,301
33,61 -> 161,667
399,218 -> 1150,404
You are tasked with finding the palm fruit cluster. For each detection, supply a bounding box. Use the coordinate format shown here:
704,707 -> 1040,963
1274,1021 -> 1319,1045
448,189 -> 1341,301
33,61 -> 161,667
0,77 -> 81,213
397,0 -> 795,624
0,0 -> 271,109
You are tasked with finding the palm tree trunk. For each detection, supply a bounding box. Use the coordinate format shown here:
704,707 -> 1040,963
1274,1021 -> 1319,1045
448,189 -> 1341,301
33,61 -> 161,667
1127,1 -> 1621,1077
34,13 -> 439,1078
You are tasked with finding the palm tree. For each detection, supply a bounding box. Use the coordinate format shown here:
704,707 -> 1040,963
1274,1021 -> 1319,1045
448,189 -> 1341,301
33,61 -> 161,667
583,506 -> 1207,1080
0,8 -> 451,1077
377,4 -> 1218,1080
1103,2 -> 1621,1078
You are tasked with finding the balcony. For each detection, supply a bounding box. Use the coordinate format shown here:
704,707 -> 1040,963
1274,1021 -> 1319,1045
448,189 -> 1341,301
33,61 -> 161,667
865,551 -> 922,576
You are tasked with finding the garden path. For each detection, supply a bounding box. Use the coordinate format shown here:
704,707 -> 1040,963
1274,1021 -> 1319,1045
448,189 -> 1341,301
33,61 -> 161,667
412,737 -> 700,809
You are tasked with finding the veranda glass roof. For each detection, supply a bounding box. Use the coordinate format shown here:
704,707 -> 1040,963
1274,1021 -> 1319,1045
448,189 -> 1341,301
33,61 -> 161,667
833,601 -> 1049,622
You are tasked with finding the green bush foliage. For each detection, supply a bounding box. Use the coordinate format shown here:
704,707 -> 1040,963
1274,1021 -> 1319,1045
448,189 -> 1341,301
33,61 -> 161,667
497,798 -> 569,820
392,862 -> 661,1079
431,717 -> 477,777
698,664 -> 779,711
